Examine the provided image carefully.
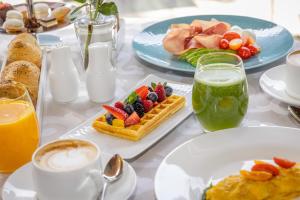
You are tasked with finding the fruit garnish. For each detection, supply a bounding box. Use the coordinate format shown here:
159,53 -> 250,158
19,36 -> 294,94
153,102 -> 159,107
273,157 -> 296,169
147,92 -> 158,102
125,92 -> 138,105
151,82 -> 157,90
112,119 -> 125,128
148,86 -> 154,92
155,83 -> 166,102
223,31 -> 241,41
237,46 -> 251,59
124,104 -> 134,115
254,160 -> 268,165
229,38 -> 243,50
114,101 -> 124,110
219,38 -> 229,49
103,105 -> 128,120
133,102 -> 144,118
125,112 -> 141,126
164,85 -> 173,97
251,163 -> 279,176
135,85 -> 149,100
98,115 -> 106,122
240,170 -> 273,181
247,44 -> 260,56
143,100 -> 153,113
105,113 -> 115,125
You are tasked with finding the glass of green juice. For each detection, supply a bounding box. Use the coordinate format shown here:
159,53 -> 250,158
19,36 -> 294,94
192,52 -> 249,132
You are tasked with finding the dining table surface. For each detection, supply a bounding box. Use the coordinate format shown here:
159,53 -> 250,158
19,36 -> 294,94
1,0 -> 300,199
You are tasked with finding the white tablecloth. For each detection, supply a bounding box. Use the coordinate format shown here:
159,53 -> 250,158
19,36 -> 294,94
1,12 -> 300,200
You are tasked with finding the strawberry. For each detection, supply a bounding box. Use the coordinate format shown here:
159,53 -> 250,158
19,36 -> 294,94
114,101 -> 124,110
135,85 -> 149,100
102,105 -> 128,120
142,100 -> 153,113
125,112 -> 140,126
155,83 -> 166,102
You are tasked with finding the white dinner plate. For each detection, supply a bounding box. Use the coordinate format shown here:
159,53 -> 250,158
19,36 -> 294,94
154,126 -> 300,200
2,153 -> 137,200
260,64 -> 300,106
61,74 -> 193,160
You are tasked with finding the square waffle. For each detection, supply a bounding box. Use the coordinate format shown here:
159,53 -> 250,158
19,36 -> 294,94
92,95 -> 186,141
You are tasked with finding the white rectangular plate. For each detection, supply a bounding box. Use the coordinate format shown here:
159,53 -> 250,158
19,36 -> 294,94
61,74 -> 193,160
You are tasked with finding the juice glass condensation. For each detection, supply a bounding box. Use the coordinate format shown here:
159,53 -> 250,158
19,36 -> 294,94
192,52 -> 249,131
0,82 -> 40,173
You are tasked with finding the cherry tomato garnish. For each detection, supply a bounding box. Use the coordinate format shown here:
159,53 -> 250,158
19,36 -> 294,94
247,44 -> 260,55
219,39 -> 229,49
251,163 -> 279,176
273,157 -> 296,169
223,31 -> 241,41
229,38 -> 243,50
237,46 -> 251,59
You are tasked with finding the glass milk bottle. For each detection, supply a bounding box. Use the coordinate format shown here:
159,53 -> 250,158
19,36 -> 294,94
86,42 -> 116,103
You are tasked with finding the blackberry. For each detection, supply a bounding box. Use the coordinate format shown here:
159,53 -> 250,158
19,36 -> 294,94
124,104 -> 134,115
147,92 -> 158,102
105,113 -> 115,125
148,86 -> 154,92
136,96 -> 143,104
164,86 -> 173,97
133,102 -> 144,118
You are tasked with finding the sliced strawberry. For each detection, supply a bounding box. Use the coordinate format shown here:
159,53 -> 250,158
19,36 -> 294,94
143,100 -> 153,113
251,163 -> 279,176
114,101 -> 124,110
125,112 -> 141,127
102,105 -> 128,120
135,85 -> 149,100
155,83 -> 166,102
273,157 -> 296,169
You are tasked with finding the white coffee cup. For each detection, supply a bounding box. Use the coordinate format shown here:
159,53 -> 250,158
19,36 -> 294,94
286,50 -> 300,99
32,139 -> 103,200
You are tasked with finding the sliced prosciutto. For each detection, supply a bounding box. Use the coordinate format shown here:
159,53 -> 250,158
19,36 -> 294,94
163,19 -> 231,55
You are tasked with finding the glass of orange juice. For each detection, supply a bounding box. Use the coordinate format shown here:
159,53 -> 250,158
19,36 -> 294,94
0,81 -> 40,173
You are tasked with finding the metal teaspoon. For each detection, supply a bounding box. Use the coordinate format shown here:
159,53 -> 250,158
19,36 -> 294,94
100,154 -> 123,200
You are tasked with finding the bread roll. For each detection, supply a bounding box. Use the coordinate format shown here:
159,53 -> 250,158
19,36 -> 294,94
7,39 -> 42,68
1,61 -> 40,105
12,33 -> 39,47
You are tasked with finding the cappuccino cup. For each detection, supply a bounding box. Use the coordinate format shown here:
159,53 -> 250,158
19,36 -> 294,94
32,139 -> 103,200
286,50 -> 300,99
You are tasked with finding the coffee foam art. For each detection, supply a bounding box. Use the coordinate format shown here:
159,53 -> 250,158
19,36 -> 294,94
34,140 -> 98,172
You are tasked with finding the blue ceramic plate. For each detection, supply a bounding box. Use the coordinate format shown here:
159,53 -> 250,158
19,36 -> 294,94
132,15 -> 294,74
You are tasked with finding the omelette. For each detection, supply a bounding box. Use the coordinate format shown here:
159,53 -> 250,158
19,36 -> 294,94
205,161 -> 300,200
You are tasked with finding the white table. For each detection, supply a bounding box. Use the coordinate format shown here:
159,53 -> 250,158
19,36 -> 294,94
1,1 -> 300,199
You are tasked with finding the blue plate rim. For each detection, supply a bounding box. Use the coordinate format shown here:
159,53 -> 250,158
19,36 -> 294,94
132,14 -> 294,74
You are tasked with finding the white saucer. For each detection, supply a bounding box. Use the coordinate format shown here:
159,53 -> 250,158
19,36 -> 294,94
260,64 -> 300,106
2,153 -> 136,200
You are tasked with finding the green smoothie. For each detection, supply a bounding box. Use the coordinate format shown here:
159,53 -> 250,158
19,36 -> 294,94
192,63 -> 248,131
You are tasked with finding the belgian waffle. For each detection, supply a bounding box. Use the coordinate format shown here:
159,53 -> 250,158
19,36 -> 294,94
92,95 -> 186,141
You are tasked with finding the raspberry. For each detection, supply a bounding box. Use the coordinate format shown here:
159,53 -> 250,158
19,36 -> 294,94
142,100 -> 153,113
114,101 -> 124,110
155,83 -> 166,102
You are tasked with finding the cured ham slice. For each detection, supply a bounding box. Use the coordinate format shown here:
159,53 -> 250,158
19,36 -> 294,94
163,28 -> 191,55
163,19 -> 231,55
194,34 -> 222,49
202,22 -> 230,35
191,19 -> 230,35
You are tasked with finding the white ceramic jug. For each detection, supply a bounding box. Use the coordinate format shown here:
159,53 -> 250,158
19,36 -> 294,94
86,42 -> 116,103
49,46 -> 80,103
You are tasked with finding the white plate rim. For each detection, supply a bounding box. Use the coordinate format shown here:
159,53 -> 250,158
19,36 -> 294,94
154,125 -> 300,199
259,64 -> 300,106
2,152 -> 137,200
